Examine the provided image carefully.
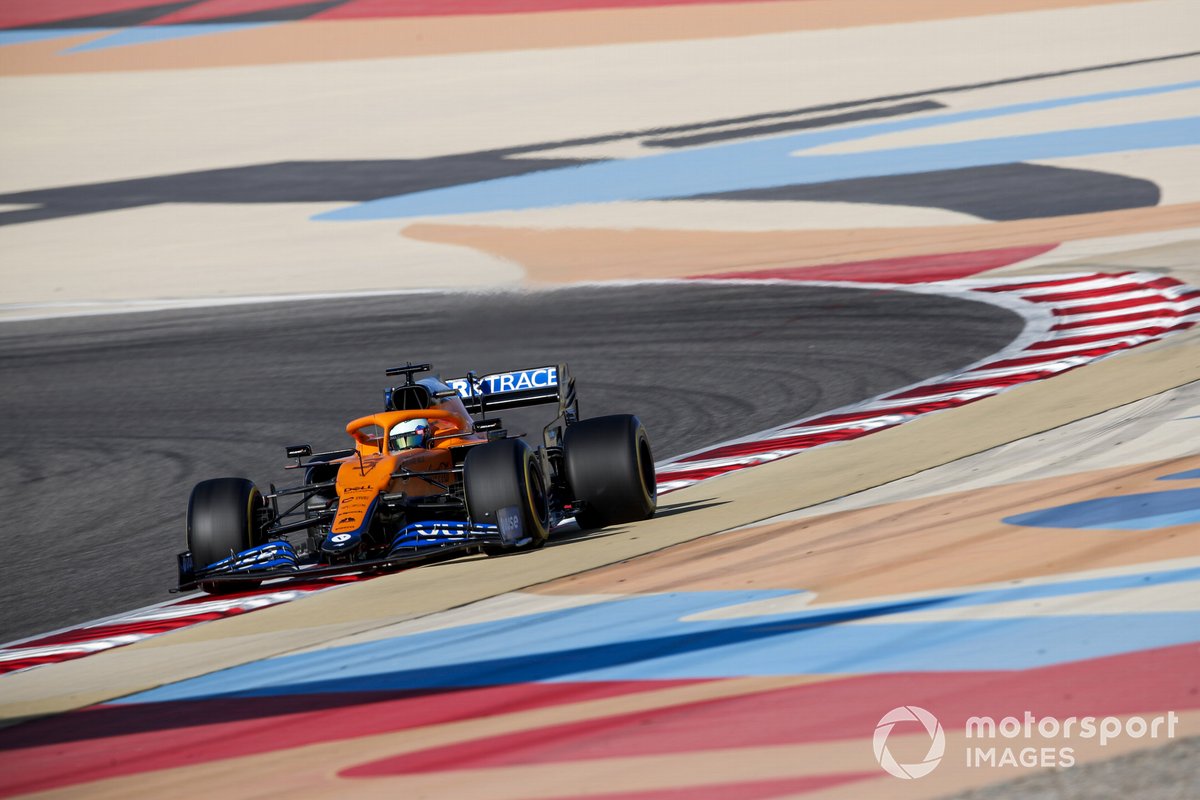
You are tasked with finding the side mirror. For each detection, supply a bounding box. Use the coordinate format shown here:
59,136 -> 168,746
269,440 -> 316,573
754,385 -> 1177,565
286,444 -> 313,460
474,419 -> 503,432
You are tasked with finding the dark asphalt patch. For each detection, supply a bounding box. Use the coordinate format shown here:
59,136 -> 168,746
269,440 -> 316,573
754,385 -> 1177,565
692,163 -> 1162,220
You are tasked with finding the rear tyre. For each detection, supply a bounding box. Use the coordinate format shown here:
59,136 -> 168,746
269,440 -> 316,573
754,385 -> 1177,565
463,438 -> 550,555
187,477 -> 265,592
565,415 -> 656,530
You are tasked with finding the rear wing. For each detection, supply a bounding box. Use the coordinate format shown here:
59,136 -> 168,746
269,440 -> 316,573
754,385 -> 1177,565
447,364 -> 576,415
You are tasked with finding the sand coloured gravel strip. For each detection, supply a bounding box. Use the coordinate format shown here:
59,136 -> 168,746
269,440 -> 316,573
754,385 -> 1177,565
403,202 -> 1200,283
533,455 -> 1200,601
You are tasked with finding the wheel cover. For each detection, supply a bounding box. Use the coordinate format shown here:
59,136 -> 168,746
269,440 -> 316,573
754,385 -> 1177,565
525,454 -> 550,539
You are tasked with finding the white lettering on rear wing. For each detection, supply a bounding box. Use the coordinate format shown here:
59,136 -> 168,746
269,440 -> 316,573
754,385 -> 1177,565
447,366 -> 558,398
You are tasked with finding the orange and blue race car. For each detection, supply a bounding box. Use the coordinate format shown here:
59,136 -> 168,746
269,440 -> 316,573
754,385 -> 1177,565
177,363 -> 657,593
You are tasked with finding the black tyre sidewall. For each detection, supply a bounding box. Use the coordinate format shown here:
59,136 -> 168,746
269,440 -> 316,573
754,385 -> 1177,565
187,477 -> 263,569
564,414 -> 656,528
463,439 -> 550,551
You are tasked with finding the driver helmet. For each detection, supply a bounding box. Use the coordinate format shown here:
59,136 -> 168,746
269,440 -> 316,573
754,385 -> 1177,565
389,418 -> 430,451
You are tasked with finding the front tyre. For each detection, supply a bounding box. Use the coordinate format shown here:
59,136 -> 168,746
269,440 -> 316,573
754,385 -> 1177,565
464,438 -> 550,554
187,477 -> 265,591
565,415 -> 656,529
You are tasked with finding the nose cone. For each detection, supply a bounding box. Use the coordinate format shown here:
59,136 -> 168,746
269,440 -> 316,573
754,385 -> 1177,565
324,493 -> 379,555
321,529 -> 362,554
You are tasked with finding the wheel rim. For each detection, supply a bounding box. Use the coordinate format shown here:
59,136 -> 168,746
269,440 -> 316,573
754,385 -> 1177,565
637,434 -> 656,503
527,459 -> 550,535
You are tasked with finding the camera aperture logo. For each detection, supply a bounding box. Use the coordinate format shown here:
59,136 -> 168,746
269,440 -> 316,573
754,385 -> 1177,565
873,706 -> 946,779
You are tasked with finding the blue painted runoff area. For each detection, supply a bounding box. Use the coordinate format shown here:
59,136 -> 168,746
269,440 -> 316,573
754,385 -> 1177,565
0,29 -> 106,47
314,80 -> 1200,221
1159,468 -> 1200,480
119,565 -> 1200,703
1004,488 -> 1200,530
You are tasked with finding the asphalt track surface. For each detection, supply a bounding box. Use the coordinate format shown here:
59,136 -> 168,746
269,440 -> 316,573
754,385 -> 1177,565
0,283 -> 1022,641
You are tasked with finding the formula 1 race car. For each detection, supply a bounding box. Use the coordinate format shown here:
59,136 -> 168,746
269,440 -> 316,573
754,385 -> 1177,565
177,363 -> 656,593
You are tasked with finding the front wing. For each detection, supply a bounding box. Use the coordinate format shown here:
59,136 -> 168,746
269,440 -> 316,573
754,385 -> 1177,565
177,517 -> 525,592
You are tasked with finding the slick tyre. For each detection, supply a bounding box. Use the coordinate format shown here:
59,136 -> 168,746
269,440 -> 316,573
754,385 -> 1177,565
187,477 -> 265,592
565,415 -> 656,530
464,438 -> 550,555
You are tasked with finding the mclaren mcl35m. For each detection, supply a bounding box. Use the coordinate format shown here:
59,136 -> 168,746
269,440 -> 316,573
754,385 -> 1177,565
177,363 -> 657,593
